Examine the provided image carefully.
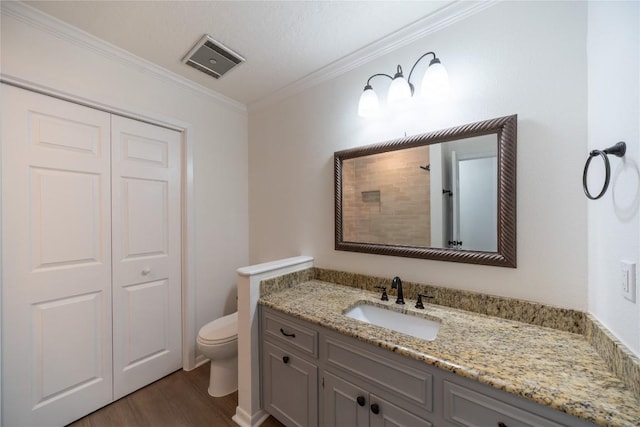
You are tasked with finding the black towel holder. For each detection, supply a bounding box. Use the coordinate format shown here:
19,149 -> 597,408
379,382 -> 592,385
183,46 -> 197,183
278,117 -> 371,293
582,141 -> 626,200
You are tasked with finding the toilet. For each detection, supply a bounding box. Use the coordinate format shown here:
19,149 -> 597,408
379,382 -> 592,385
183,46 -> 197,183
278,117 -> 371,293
197,311 -> 238,397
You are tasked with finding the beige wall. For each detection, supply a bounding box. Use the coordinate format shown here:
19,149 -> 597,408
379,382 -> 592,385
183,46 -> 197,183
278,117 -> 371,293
249,1 -> 589,309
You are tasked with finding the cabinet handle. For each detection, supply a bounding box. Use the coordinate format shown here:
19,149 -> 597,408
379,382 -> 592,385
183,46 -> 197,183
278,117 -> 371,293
498,423 -> 507,427
282,356 -> 290,364
356,396 -> 365,407
280,328 -> 296,338
370,403 -> 379,415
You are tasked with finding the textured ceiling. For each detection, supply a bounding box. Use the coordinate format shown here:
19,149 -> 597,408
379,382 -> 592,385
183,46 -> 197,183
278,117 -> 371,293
26,1 -> 451,106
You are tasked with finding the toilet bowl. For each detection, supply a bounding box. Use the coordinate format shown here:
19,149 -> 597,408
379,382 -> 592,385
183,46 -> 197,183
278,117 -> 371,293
197,311 -> 238,397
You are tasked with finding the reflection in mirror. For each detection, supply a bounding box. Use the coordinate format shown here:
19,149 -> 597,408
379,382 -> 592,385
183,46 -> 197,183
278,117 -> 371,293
448,135 -> 497,251
335,115 -> 517,267
342,145 -> 432,247
342,135 -> 498,251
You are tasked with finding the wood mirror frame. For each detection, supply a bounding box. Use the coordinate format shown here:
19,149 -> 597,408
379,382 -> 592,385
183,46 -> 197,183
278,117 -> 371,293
334,114 -> 517,268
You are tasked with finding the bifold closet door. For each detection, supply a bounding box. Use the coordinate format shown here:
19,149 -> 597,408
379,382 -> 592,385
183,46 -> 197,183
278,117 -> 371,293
1,85 -> 113,426
111,115 -> 182,400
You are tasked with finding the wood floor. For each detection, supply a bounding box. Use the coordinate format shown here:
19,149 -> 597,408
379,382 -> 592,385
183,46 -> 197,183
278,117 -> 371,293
67,363 -> 284,427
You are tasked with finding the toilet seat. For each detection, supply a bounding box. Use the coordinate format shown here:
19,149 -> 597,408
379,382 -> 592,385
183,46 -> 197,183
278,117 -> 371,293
198,312 -> 238,345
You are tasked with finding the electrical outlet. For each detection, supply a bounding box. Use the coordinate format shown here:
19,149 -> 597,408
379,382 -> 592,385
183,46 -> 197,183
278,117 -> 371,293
621,260 -> 636,303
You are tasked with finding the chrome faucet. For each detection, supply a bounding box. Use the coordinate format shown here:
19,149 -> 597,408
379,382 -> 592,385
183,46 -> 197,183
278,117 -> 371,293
391,276 -> 405,305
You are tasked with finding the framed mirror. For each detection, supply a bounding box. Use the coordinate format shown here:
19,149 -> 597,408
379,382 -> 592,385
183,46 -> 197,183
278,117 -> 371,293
334,115 -> 517,267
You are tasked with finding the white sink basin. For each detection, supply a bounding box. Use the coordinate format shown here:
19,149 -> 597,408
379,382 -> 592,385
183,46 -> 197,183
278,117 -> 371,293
344,303 -> 441,341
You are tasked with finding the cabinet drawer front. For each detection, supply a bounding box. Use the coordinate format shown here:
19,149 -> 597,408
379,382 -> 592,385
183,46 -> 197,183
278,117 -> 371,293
325,336 -> 433,412
444,381 -> 564,427
264,309 -> 318,358
263,341 -> 318,427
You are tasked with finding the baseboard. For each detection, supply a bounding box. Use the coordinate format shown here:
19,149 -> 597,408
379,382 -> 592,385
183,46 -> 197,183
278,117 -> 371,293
232,406 -> 270,427
192,355 -> 209,370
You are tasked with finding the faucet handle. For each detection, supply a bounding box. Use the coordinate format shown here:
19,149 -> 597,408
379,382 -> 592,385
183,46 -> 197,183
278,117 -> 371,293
415,293 -> 434,309
374,286 -> 388,301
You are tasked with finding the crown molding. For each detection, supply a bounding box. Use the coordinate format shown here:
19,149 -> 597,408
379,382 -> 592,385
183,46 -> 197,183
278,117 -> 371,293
249,0 -> 499,112
1,1 -> 247,114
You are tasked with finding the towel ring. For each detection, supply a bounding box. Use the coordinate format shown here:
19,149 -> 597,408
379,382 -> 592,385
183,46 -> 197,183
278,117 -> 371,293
582,141 -> 626,200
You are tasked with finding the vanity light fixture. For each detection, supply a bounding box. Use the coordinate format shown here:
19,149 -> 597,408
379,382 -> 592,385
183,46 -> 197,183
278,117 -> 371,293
358,51 -> 449,117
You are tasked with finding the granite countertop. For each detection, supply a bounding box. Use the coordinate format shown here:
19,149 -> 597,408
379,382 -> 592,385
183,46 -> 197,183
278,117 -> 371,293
259,280 -> 640,427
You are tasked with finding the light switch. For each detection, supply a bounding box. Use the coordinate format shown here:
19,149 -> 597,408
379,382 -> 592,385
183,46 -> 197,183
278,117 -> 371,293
621,260 -> 636,303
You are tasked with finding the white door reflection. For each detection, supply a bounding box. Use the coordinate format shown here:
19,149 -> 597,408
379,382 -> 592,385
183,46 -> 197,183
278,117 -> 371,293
452,153 -> 497,251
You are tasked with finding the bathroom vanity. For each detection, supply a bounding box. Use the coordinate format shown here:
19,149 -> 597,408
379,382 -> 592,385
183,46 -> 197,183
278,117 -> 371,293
259,281 -> 640,427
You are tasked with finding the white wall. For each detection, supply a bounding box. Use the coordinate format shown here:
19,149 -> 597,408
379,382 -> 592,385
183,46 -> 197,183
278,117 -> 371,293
249,1 -> 589,309
587,1 -> 640,356
1,5 -> 249,360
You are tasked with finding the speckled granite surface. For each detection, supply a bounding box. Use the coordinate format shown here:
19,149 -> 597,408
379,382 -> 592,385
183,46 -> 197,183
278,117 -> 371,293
259,280 -> 640,427
315,267 -> 586,334
587,315 -> 640,400
260,267 -> 315,296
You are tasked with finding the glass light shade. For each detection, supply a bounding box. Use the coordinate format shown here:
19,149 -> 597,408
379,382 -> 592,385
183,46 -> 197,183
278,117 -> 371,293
387,76 -> 412,107
421,61 -> 450,98
358,86 -> 379,117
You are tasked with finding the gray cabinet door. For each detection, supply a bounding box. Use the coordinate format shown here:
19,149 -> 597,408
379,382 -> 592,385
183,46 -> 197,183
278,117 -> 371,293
369,393 -> 433,427
324,371 -> 432,427
323,371 -> 369,427
263,341 -> 318,427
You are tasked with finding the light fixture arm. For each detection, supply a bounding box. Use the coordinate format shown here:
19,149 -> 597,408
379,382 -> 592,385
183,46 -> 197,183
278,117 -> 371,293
407,51 -> 438,93
365,73 -> 394,87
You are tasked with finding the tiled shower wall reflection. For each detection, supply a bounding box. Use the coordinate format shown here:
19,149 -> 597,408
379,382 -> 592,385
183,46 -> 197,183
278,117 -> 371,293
342,146 -> 430,246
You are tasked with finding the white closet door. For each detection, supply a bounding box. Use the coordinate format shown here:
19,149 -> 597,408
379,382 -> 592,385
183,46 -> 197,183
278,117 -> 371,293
1,85 -> 113,426
111,115 -> 182,399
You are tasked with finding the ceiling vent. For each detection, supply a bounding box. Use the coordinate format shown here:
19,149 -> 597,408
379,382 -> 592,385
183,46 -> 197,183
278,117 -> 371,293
182,35 -> 245,79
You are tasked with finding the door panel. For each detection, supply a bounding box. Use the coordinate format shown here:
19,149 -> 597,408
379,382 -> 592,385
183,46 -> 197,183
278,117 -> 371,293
121,279 -> 171,365
33,292 -> 105,404
457,156 -> 497,252
2,85 -> 113,426
30,168 -> 103,269
30,111 -> 103,155
323,371 -> 369,427
121,177 -> 168,257
263,341 -> 318,427
111,115 -> 182,400
121,132 -> 169,166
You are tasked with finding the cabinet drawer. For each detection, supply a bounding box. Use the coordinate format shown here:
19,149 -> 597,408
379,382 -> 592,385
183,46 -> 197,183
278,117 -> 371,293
324,336 -> 433,413
444,381 -> 564,427
263,308 -> 318,358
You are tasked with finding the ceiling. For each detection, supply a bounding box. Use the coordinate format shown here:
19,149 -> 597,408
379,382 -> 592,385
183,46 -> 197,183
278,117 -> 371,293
26,1 -> 453,106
